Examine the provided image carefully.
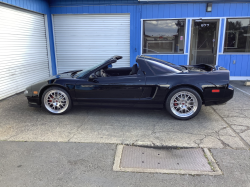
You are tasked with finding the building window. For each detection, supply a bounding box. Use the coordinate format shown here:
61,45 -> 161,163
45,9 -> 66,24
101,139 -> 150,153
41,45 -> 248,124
142,19 -> 186,54
224,18 -> 250,53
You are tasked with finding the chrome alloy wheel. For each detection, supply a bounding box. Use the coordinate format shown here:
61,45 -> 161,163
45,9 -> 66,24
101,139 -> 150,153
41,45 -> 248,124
44,90 -> 69,114
170,91 -> 198,118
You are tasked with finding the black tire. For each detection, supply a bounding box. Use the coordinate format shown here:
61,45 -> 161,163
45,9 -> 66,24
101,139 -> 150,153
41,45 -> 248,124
165,87 -> 202,120
41,86 -> 72,115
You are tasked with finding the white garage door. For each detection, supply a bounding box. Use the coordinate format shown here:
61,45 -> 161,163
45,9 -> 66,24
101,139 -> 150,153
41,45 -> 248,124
53,14 -> 130,73
0,3 -> 50,100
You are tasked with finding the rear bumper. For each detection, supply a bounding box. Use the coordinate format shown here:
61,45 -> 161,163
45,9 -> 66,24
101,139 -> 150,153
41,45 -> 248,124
204,85 -> 234,106
223,85 -> 234,101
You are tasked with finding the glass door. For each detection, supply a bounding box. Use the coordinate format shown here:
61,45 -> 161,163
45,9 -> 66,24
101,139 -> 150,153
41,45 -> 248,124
189,19 -> 220,65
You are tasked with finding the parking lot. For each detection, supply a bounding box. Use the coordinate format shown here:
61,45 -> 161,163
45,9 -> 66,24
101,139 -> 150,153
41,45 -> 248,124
0,81 -> 249,150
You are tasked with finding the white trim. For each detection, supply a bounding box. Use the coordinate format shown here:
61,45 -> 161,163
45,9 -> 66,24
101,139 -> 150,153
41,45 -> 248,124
230,76 -> 250,80
184,19 -> 188,54
221,53 -> 250,55
142,16 -> 250,21
187,19 -> 192,65
140,19 -> 143,55
188,18 -> 220,65
143,53 -> 186,55
140,16 -> 250,60
141,18 -> 187,55
220,17 -> 227,54
51,15 -> 58,75
221,17 -> 250,54
44,15 -> 52,76
215,18 -> 221,66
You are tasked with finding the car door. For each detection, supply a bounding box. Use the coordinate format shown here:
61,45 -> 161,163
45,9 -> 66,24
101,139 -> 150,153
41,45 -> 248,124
75,72 -> 145,105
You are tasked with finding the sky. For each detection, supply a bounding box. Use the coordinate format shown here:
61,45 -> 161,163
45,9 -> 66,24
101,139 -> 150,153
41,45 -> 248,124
145,20 -> 184,37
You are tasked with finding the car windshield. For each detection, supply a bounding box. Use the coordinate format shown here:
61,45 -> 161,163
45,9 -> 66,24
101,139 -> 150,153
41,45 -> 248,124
73,58 -> 110,78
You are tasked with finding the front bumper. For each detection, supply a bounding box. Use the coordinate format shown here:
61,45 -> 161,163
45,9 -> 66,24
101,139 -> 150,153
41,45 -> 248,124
24,85 -> 41,107
26,96 -> 41,107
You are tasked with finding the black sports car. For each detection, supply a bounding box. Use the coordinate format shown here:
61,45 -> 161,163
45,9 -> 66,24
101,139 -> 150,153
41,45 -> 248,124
24,55 -> 234,120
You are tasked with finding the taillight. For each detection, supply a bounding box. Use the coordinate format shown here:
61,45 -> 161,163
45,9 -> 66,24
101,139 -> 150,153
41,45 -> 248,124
212,89 -> 220,93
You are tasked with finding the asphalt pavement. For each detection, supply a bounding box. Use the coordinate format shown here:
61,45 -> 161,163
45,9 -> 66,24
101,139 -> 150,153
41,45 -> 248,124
0,141 -> 249,187
0,80 -> 250,186
0,82 -> 249,149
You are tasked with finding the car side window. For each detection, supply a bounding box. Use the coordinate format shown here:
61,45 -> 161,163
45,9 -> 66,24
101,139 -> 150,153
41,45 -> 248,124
148,61 -> 173,75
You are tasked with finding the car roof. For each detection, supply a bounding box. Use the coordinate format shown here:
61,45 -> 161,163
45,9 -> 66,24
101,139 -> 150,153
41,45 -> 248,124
137,55 -> 182,72
137,55 -> 171,64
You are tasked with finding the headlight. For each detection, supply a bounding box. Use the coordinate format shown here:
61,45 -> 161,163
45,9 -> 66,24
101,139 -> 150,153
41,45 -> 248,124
24,90 -> 28,95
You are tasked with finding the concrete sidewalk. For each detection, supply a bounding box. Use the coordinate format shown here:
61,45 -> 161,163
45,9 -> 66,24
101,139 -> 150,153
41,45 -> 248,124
211,81 -> 250,147
0,81 -> 250,186
0,141 -> 249,187
231,81 -> 250,95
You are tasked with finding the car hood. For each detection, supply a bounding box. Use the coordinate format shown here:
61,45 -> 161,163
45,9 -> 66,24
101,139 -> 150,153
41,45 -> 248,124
48,70 -> 83,80
29,70 -> 81,86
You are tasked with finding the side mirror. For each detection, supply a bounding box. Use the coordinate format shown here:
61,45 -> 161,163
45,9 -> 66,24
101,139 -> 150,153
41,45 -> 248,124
89,73 -> 97,81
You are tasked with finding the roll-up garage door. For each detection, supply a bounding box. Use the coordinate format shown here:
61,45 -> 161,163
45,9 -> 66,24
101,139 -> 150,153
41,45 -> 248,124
0,3 -> 50,100
53,14 -> 130,73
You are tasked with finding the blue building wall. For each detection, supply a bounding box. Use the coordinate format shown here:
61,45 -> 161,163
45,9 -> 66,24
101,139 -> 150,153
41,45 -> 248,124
49,1 -> 250,77
0,0 -> 48,13
0,0 -> 57,75
1,0 -> 250,77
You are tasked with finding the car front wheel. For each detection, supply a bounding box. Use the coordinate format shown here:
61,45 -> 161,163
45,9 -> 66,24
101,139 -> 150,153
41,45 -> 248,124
42,87 -> 72,114
166,87 -> 202,120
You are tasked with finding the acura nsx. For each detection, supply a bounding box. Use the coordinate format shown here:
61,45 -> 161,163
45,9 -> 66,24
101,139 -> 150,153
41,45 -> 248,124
24,55 -> 234,120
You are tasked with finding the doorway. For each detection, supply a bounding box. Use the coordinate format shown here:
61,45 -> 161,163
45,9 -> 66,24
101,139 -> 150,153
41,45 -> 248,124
189,19 -> 220,65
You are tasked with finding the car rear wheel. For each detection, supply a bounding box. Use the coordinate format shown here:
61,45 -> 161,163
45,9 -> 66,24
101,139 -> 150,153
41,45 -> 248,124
166,87 -> 202,120
42,87 -> 72,114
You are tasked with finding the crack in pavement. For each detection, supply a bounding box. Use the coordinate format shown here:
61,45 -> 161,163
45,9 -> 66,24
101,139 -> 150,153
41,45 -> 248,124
224,116 -> 250,121
193,135 -> 207,147
193,126 -> 242,149
214,127 -> 234,149
210,106 -> 250,149
151,129 -> 236,138
126,124 -> 238,148
67,112 -> 90,142
193,134 -> 233,149
131,139 -> 139,145
231,124 -> 250,134
217,111 -> 250,119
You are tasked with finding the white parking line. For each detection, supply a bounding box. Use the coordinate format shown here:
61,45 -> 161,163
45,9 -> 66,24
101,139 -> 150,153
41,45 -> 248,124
230,84 -> 250,97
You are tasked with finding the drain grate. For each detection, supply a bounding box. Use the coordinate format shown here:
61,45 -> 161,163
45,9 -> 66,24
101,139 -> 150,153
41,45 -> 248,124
113,145 -> 222,175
